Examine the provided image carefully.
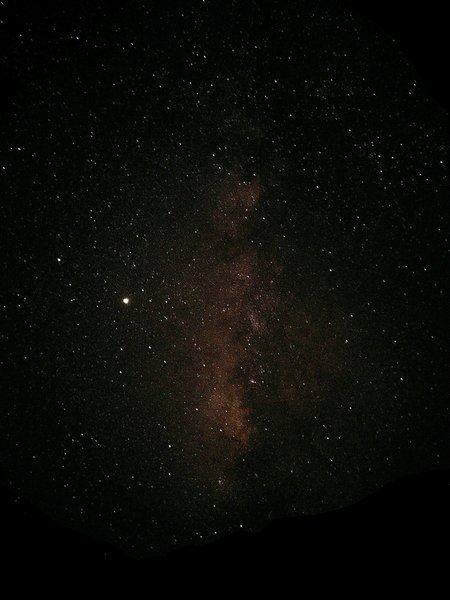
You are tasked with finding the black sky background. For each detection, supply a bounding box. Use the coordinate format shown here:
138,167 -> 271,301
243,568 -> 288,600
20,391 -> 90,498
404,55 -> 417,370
0,0 -> 448,557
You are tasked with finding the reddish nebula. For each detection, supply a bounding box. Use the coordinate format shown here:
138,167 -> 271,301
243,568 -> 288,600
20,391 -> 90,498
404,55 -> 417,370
164,176 -> 275,487
196,179 -> 265,446
165,174 -> 346,493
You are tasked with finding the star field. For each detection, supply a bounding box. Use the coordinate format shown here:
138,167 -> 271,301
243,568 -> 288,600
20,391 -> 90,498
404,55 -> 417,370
1,1 -> 448,556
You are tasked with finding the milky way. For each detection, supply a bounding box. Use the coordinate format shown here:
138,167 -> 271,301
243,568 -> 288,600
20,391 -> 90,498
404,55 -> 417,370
146,163 -> 361,512
176,178 -> 271,483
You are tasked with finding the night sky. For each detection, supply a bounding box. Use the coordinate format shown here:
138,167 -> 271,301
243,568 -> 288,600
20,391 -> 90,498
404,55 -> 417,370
1,1 -> 448,557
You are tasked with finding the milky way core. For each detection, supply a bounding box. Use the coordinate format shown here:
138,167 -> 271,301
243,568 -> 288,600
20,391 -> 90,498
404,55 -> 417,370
148,170 -> 360,507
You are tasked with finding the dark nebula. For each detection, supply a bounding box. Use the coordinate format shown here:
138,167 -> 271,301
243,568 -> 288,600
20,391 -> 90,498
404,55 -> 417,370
1,1 -> 448,556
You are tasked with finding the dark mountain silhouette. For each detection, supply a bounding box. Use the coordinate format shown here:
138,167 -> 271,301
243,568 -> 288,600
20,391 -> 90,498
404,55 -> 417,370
1,468 -> 449,569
